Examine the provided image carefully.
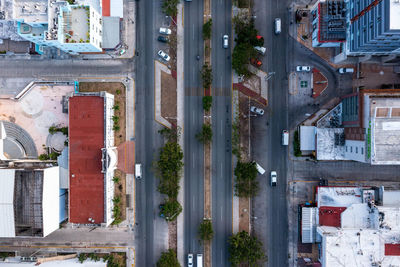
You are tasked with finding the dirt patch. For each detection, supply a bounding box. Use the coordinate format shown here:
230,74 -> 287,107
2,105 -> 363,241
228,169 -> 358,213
238,92 -> 250,162
169,21 -> 177,73
161,71 -> 177,126
168,220 -> 177,251
78,82 -> 127,223
239,197 -> 250,232
243,74 -> 261,95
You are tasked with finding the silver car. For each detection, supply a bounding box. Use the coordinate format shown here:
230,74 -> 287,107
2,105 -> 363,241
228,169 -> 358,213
159,27 -> 172,35
187,254 -> 193,267
250,106 -> 264,115
157,50 -> 170,62
296,65 -> 311,72
270,171 -> 277,186
223,35 -> 229,48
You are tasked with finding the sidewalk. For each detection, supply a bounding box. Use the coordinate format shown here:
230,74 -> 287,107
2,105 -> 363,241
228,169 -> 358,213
176,2 -> 185,265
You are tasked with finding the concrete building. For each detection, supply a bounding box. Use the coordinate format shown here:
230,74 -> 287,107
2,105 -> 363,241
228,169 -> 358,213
311,0 -> 346,47
68,92 -> 116,226
301,89 -> 400,164
0,167 -> 60,238
303,186 -> 400,267
334,0 -> 400,64
0,0 -> 121,54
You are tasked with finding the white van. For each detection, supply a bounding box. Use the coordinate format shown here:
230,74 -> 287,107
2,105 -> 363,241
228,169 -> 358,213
135,163 -> 142,179
197,254 -> 203,267
282,130 -> 289,146
255,162 -> 266,175
275,18 -> 281,34
254,46 -> 266,55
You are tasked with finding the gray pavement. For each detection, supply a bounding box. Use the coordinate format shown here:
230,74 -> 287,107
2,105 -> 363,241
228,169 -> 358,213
251,0 -> 289,266
134,0 -> 168,265
211,0 -> 232,266
183,0 -> 205,264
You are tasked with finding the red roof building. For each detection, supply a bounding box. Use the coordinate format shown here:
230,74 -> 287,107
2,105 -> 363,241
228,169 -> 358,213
69,96 -> 105,224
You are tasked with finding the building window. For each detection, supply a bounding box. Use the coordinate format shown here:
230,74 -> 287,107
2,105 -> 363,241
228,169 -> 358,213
350,147 -> 353,153
346,146 -> 348,152
356,147 -> 358,153
361,147 -> 364,154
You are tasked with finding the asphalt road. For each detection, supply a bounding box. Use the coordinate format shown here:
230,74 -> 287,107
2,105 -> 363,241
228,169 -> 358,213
211,0 -> 232,265
134,0 -> 167,266
251,0 -> 289,266
183,0 -> 205,262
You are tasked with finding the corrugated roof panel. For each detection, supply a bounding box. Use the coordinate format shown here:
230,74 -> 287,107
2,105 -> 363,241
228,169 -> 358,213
302,207 -> 317,243
0,169 -> 15,237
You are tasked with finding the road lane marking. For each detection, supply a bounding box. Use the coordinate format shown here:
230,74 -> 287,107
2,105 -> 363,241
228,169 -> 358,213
220,120 -> 223,136
192,154 -> 195,168
221,206 -> 223,221
193,196 -> 195,209
192,24 -> 195,40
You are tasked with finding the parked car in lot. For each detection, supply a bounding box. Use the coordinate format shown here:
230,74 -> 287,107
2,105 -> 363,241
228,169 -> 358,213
270,171 -> 277,186
250,58 -> 262,67
250,106 -> 264,115
223,35 -> 229,48
296,65 -> 311,72
159,27 -> 172,35
187,254 -> 193,267
157,50 -> 170,61
157,36 -> 169,43
338,67 -> 354,74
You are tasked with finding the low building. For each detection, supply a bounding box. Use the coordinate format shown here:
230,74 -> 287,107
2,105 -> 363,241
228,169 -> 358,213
301,186 -> 400,266
68,92 -> 116,226
0,167 -> 60,238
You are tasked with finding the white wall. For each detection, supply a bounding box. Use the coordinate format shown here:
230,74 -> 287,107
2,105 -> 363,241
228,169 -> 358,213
42,167 -> 60,237
344,140 -> 367,163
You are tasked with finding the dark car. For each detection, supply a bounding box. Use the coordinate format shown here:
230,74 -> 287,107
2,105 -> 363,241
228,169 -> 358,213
157,36 -> 169,43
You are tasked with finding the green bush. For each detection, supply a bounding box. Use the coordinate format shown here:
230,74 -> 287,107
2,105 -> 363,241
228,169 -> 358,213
196,123 -> 213,144
161,0 -> 179,17
202,96 -> 212,112
234,161 -> 259,197
112,176 -> 120,183
202,19 -> 212,40
293,130 -> 301,157
161,199 -> 182,221
38,154 -> 49,160
199,219 -> 214,241
157,249 -> 180,267
229,231 -> 266,266
201,64 -> 213,89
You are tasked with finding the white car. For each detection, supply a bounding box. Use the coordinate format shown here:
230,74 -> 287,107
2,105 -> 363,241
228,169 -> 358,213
223,35 -> 229,48
250,106 -> 264,115
159,27 -> 172,35
187,254 -> 193,267
296,65 -> 311,72
270,171 -> 277,186
157,50 -> 170,61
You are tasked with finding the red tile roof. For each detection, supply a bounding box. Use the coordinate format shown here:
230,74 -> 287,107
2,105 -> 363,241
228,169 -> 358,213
102,0 -> 110,16
69,96 -> 105,224
319,206 -> 347,227
385,244 -> 400,256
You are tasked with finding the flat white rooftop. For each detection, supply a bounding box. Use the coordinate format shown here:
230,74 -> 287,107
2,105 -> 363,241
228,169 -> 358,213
370,98 -> 400,165
390,0 -> 400,30
317,186 -> 362,207
12,0 -> 48,23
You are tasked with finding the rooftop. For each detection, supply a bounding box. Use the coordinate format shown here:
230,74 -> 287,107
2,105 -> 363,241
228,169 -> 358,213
370,97 -> 400,164
316,128 -> 345,160
316,186 -> 363,207
12,0 -> 48,23
390,0 -> 400,30
69,95 -> 105,224
317,0 -> 346,42
63,6 -> 90,43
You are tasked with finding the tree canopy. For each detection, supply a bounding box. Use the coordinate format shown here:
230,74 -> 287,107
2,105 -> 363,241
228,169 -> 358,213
228,231 -> 266,267
198,219 -> 214,241
234,161 -> 259,197
157,249 -> 181,267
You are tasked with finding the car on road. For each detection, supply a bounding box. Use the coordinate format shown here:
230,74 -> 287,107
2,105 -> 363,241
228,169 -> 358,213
270,171 -> 277,186
338,67 -> 354,74
157,36 -> 169,43
159,27 -> 172,35
187,254 -> 193,267
250,106 -> 264,115
250,58 -> 262,67
274,18 -> 281,34
296,65 -> 311,72
223,35 -> 229,48
135,164 -> 142,179
282,130 -> 289,145
157,50 -> 170,61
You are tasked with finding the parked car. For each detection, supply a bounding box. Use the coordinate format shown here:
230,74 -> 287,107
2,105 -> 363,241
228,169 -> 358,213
135,163 -> 142,179
223,35 -> 229,48
270,171 -> 277,186
254,46 -> 266,55
338,67 -> 354,74
187,254 -> 193,267
250,58 -> 262,67
157,50 -> 170,61
250,106 -> 264,115
296,65 -> 311,72
157,36 -> 169,43
274,18 -> 281,34
159,27 -> 172,35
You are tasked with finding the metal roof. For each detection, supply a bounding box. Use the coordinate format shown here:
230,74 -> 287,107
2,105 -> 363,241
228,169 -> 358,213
0,169 -> 15,237
300,126 -> 316,151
